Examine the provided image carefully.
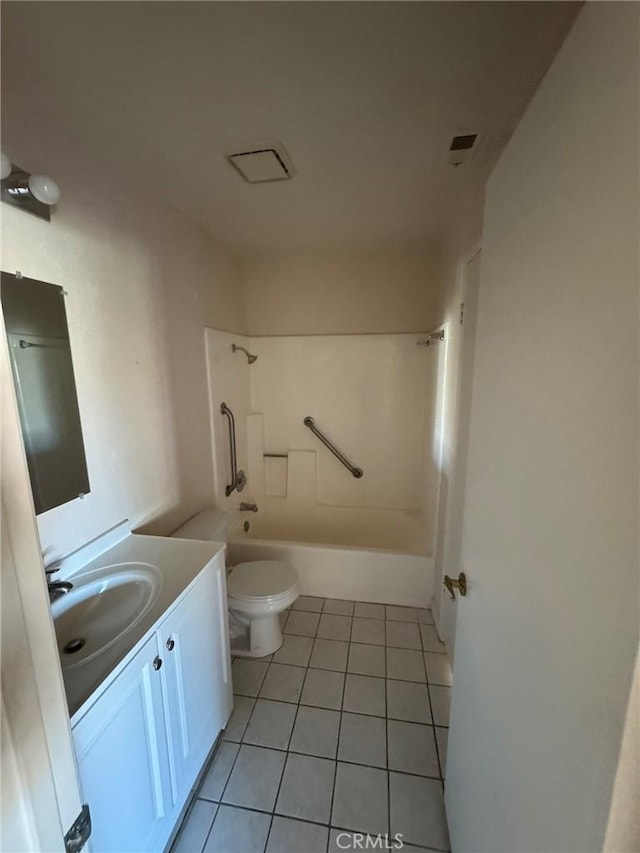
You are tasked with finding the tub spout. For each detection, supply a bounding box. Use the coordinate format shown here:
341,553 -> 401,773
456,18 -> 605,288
239,502 -> 258,512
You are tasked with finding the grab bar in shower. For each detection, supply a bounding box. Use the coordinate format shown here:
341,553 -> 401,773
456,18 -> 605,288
220,402 -> 247,495
303,416 -> 364,479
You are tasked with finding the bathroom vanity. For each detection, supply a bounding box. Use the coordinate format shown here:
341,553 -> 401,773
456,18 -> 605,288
55,531 -> 232,853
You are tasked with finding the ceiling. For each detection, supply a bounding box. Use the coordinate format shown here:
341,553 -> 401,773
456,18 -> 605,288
1,2 -> 580,255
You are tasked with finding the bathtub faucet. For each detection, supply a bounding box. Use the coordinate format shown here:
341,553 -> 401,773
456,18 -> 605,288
239,502 -> 258,512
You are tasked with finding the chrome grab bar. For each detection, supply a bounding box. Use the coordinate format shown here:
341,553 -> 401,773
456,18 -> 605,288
303,416 -> 363,479
220,402 -> 246,496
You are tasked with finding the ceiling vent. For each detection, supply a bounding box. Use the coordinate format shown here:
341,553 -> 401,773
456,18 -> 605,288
226,141 -> 294,184
447,133 -> 479,166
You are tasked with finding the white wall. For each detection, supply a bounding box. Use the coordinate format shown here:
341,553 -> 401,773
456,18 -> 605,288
1,132 -> 246,561
242,247 -> 443,336
447,3 -> 639,849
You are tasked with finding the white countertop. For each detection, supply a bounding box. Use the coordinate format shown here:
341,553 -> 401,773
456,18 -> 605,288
61,533 -> 225,721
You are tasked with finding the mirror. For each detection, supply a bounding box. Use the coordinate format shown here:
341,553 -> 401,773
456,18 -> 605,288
1,271 -> 90,514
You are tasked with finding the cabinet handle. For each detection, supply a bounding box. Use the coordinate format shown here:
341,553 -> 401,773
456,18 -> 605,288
166,638 -> 175,651
153,656 -> 163,671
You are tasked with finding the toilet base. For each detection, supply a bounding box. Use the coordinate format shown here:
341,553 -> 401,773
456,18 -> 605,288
230,611 -> 284,659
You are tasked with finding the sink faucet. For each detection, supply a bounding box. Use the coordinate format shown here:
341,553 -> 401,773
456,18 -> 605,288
239,502 -> 258,512
45,562 -> 73,603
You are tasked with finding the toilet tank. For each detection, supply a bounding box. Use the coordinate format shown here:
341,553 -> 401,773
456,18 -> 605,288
171,509 -> 229,542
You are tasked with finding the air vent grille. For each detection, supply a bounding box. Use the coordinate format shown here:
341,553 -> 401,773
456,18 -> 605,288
447,132 -> 479,166
226,141 -> 294,184
449,134 -> 478,152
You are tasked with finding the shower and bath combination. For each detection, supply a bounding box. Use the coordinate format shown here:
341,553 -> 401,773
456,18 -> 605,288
232,343 -> 258,363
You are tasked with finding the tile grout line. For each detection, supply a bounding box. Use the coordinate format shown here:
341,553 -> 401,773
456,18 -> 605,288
421,643 -> 446,789
325,603 -> 354,851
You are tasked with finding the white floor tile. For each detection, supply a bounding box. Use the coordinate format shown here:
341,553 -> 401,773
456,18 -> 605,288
386,605 -> 418,623
428,685 -> 451,727
273,635 -> 313,667
199,597 -> 449,853
386,648 -> 426,682
223,696 -> 255,742
232,659 -> 269,697
417,608 -> 434,625
222,745 -> 285,811
284,610 -> 320,637
204,805 -> 271,853
343,674 -> 386,717
389,772 -> 449,850
332,763 -> 389,835
385,621 -> 422,650
354,602 -> 385,620
243,699 -> 297,750
338,712 -> 386,768
290,706 -> 340,758
424,652 -> 452,686
387,720 -> 440,777
276,753 -> 335,823
199,742 -> 239,801
351,617 -> 386,646
266,816 -> 329,853
260,664 -> 305,703
317,614 -> 352,641
292,596 -> 324,612
386,680 -> 432,724
279,609 -> 290,629
310,639 -> 349,672
301,668 -> 345,710
435,726 -> 448,777
323,599 -> 355,616
172,800 -> 217,853
420,624 -> 446,654
348,643 -> 385,677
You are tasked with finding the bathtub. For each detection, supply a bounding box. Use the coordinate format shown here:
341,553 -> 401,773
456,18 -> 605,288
226,501 -> 434,608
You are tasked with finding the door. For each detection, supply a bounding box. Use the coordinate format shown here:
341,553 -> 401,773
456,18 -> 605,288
73,635 -> 173,853
436,250 -> 481,660
1,312 -> 84,851
443,5 -> 638,842
160,556 -> 232,805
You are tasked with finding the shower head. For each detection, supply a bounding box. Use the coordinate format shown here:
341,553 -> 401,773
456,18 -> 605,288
231,343 -> 258,364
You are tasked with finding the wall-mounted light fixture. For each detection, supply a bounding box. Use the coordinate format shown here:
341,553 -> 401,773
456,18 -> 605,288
1,151 -> 60,221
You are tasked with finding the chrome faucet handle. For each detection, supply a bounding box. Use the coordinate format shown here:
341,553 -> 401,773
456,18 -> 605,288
44,561 -> 62,576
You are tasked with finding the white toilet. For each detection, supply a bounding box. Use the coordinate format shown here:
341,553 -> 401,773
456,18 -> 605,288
172,509 -> 299,658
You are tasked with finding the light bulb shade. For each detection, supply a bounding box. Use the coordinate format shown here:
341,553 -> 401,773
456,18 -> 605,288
0,152 -> 12,180
28,174 -> 60,205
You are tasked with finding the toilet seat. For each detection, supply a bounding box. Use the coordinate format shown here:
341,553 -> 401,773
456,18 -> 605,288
227,561 -> 298,613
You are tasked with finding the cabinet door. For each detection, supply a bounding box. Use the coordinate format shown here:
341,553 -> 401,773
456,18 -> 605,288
73,634 -> 172,853
160,557 -> 233,806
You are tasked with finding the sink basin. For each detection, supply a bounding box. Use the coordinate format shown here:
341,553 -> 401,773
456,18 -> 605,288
52,562 -> 162,669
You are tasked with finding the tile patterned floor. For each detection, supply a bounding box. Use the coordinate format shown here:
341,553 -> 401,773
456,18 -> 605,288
172,598 -> 451,853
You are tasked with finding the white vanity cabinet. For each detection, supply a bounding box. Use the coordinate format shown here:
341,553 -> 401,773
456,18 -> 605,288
72,555 -> 232,853
159,557 -> 232,806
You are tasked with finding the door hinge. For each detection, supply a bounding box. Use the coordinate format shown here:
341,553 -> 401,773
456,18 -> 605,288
459,302 -> 465,325
64,804 -> 91,853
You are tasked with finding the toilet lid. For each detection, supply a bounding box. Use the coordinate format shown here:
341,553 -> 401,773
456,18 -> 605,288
228,561 -> 297,599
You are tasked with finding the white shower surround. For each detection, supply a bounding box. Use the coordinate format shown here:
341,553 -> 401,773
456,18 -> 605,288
205,328 -> 442,607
